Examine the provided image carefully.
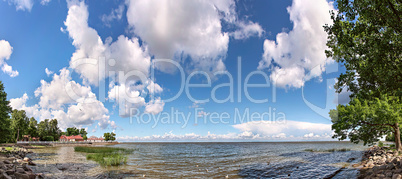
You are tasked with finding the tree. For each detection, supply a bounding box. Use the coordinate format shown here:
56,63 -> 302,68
38,119 -> 50,140
0,81 -> 12,143
104,132 -> 111,141
79,128 -> 87,138
49,119 -> 61,140
326,0 -> 402,150
27,117 -> 38,137
325,0 -> 401,98
10,110 -> 29,142
110,132 -> 116,141
104,132 -> 116,141
66,127 -> 80,136
331,95 -> 401,148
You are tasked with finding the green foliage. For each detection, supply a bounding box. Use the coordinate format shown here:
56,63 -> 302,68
79,128 -> 87,137
42,136 -> 54,141
66,127 -> 80,136
86,153 -> 127,166
10,109 -> 29,142
325,0 -> 401,98
330,95 -> 401,146
378,141 -> 384,147
27,117 -> 38,137
0,81 -> 12,143
65,127 -> 87,139
74,146 -> 133,154
38,119 -> 61,141
103,132 -> 116,141
74,146 -> 133,166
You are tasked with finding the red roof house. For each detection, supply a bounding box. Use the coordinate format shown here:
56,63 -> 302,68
86,136 -> 104,142
59,135 -> 84,142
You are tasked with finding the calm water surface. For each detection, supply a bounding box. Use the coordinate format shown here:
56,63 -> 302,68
28,142 -> 366,178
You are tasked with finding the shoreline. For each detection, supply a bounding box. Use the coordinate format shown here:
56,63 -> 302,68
356,146 -> 402,179
0,145 -> 41,178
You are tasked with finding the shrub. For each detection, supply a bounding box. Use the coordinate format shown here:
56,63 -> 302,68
42,136 -> 54,141
378,141 -> 384,147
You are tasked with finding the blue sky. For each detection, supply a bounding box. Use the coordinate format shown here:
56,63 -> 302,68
0,0 -> 350,141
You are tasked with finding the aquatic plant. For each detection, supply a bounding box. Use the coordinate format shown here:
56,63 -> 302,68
86,153 -> 128,166
74,146 -> 134,166
74,146 -> 133,154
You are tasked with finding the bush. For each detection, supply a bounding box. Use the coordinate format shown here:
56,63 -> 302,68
42,136 -> 54,141
378,141 -> 384,147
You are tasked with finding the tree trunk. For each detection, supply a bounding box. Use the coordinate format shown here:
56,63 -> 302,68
394,123 -> 402,151
16,128 -> 19,142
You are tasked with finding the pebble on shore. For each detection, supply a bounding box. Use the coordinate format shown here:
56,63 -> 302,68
358,146 -> 402,179
0,146 -> 41,179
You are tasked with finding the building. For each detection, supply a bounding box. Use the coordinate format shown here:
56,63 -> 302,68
59,135 -> 84,142
21,135 -> 39,141
86,136 -> 104,142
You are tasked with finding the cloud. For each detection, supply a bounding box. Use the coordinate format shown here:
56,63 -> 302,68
258,0 -> 335,89
117,131 -> 257,141
230,21 -> 264,40
11,68 -> 116,129
108,83 -> 146,117
0,40 -> 19,77
101,4 -> 125,27
145,98 -> 165,115
2,64 -> 19,77
146,80 -> 163,94
45,68 -> 54,76
6,0 -> 33,11
65,1 -> 164,117
65,1 -> 151,86
232,120 -> 332,138
34,68 -> 92,109
117,130 -> 333,142
40,0 -> 51,5
126,0 -> 263,74
10,93 -> 52,120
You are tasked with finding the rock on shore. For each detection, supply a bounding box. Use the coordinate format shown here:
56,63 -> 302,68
358,146 -> 402,179
0,146 -> 42,179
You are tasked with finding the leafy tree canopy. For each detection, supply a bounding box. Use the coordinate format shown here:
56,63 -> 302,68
327,0 -> 402,149
0,81 -> 12,143
325,0 -> 401,98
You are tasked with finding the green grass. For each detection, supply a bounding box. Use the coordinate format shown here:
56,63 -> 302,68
74,146 -> 133,154
29,145 -> 45,148
304,148 -> 351,152
74,146 -> 134,166
86,153 -> 128,166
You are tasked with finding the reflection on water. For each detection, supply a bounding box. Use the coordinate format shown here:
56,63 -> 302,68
28,142 -> 366,178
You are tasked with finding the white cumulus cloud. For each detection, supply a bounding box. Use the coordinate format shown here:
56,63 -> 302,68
0,40 -> 19,77
65,1 -> 151,86
145,98 -> 165,115
232,120 -> 332,138
258,0 -> 335,89
45,68 -> 54,76
126,0 -> 263,74
11,68 -> 117,129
